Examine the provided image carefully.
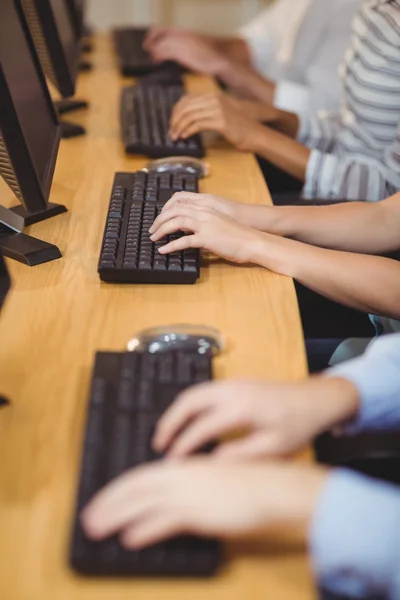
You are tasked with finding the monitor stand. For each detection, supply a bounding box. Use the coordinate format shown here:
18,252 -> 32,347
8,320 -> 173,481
80,60 -> 93,72
82,41 -> 93,53
60,121 -> 86,139
10,202 -> 67,226
55,99 -> 88,114
54,99 -> 88,139
0,205 -> 62,266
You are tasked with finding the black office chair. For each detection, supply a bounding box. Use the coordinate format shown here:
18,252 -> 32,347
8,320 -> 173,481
315,429 -> 400,485
320,590 -> 387,600
272,192 -> 345,206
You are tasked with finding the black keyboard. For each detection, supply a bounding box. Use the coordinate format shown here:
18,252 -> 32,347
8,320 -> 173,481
113,27 -> 154,76
121,84 -> 204,158
98,171 -> 201,284
70,349 -> 220,576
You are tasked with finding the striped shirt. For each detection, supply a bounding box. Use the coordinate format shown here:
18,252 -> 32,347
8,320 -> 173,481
299,0 -> 400,201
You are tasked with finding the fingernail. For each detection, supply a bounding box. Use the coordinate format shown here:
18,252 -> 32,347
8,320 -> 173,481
158,247 -> 166,254
148,226 -> 154,233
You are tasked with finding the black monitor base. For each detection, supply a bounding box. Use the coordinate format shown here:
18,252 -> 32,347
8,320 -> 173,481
55,98 -> 89,114
60,121 -> 86,138
80,60 -> 93,72
10,202 -> 67,226
0,229 -> 62,266
82,41 -> 93,53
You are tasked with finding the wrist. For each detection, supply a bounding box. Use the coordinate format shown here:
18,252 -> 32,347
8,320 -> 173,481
238,204 -> 272,230
259,105 -> 279,123
260,464 -> 330,530
307,377 -> 361,434
213,56 -> 235,79
248,233 -> 295,275
240,121 -> 267,153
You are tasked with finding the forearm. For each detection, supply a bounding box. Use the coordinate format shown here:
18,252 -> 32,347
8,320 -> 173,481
216,60 -> 276,104
254,198 -> 400,254
248,126 -> 309,181
251,234 -> 400,318
211,37 -> 251,66
311,469 -> 400,600
327,332 -> 400,434
246,104 -> 299,136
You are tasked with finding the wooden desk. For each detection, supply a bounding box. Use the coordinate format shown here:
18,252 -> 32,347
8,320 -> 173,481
0,35 -> 312,600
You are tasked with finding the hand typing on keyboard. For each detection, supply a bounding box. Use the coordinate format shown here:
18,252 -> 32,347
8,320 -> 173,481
152,378 -> 359,460
150,201 -> 267,264
146,32 -> 228,76
169,91 -> 266,151
158,191 -> 273,230
81,459 -> 327,549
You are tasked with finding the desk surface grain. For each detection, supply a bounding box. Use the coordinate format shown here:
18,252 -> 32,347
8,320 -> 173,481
0,34 -> 312,600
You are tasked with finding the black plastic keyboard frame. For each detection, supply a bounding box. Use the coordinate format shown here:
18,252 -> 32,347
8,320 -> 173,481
70,349 -> 221,577
113,27 -> 153,76
120,84 -> 205,159
98,171 -> 201,284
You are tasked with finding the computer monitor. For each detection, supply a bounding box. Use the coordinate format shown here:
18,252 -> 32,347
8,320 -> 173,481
21,0 -> 80,98
21,0 -> 88,137
0,254 -> 11,312
0,252 -> 11,407
66,0 -> 85,39
0,0 -> 65,265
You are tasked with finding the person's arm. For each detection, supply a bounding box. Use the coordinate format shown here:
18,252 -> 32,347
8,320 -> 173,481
251,233 -> 400,318
150,201 -> 400,318
214,60 -> 277,105
311,469 -> 400,600
326,332 -> 400,434
152,332 -> 400,461
299,117 -> 400,201
144,28 -> 251,66
169,92 -> 300,144
258,193 -> 400,255
157,190 -> 400,255
211,37 -> 251,66
169,92 -> 310,180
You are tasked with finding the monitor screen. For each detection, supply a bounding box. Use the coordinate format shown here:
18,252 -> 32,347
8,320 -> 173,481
21,0 -> 80,98
0,253 -> 11,311
66,0 -> 85,37
0,0 -> 60,212
50,0 -> 77,75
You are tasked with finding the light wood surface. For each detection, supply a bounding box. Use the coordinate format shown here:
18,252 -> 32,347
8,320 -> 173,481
0,34 -> 312,600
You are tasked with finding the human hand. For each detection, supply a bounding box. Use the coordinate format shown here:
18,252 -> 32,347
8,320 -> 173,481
169,91 -> 265,151
147,33 -> 228,75
143,26 -> 179,50
153,378 -> 360,459
149,203 -> 266,264
227,97 -> 278,122
152,191 -> 265,229
81,459 -> 328,549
